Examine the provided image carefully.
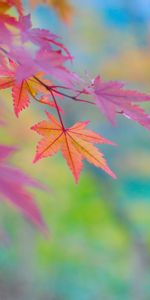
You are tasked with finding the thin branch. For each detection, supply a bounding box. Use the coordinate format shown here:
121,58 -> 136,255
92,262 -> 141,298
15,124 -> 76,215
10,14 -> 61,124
50,87 -> 95,105
33,76 -> 94,106
49,89 -> 65,130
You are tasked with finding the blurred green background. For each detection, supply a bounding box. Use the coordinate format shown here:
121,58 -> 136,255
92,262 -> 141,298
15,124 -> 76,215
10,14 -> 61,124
1,0 -> 150,299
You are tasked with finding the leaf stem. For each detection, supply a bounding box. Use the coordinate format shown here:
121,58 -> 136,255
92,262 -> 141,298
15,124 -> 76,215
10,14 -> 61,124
50,87 -> 95,105
49,89 -> 65,130
33,76 -> 94,106
33,76 -> 65,129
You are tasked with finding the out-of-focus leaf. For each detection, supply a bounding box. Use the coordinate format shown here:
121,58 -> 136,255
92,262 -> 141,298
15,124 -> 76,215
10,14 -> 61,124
29,0 -> 74,23
0,144 -> 47,233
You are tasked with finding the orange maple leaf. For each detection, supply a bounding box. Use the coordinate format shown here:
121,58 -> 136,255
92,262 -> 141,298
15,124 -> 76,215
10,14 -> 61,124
0,2 -> 11,14
31,112 -> 116,182
0,58 -> 54,116
0,0 -> 23,19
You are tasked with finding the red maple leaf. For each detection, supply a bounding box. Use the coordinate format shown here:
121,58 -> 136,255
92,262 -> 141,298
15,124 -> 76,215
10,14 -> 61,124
0,56 -> 56,116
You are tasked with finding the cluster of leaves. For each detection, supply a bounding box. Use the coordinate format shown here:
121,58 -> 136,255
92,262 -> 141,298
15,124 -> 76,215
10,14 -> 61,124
1,0 -> 150,229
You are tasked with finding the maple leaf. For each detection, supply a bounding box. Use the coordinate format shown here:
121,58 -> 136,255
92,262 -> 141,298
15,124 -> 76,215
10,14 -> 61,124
34,49 -> 78,87
0,46 -> 80,116
91,76 -> 150,129
0,144 -> 47,233
18,15 -> 72,60
0,0 -> 23,45
31,112 -> 116,183
0,57 -> 52,116
8,43 -> 75,88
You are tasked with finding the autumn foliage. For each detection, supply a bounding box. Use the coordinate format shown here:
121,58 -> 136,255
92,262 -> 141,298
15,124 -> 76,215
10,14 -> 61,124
1,0 -> 150,230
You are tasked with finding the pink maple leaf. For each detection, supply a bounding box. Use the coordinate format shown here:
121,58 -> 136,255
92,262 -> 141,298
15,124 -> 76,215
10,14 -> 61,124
0,145 -> 48,234
8,46 -> 76,87
18,14 -> 72,60
8,47 -> 38,82
91,76 -> 150,129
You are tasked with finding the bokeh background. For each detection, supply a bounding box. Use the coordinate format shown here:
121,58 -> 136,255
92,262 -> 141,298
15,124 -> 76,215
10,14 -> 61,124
1,0 -> 150,299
